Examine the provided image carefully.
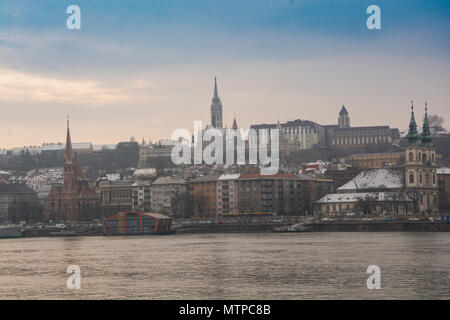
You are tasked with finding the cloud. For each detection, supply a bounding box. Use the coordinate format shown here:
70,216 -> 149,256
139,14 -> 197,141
0,68 -> 160,106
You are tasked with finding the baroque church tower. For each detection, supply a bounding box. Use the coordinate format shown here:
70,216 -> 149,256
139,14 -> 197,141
404,101 -> 438,213
210,77 -> 223,128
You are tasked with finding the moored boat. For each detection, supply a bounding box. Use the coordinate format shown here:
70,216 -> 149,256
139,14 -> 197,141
0,225 -> 22,239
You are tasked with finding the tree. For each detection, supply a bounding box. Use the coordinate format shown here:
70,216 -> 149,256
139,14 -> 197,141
8,199 -> 44,223
355,193 -> 379,215
428,115 -> 445,135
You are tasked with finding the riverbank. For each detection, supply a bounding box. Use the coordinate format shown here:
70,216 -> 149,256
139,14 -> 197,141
13,220 -> 450,238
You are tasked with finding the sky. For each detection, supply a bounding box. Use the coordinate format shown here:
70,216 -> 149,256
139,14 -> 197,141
0,0 -> 449,148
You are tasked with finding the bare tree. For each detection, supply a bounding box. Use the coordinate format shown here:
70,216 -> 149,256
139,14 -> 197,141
428,115 -> 445,135
355,193 -> 379,215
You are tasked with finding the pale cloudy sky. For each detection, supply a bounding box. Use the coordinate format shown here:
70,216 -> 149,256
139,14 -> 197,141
0,0 -> 449,148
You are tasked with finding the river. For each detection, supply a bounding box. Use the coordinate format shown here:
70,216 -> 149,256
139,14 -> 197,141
0,232 -> 449,299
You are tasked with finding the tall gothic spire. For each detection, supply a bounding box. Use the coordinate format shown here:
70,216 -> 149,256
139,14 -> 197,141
213,76 -> 218,99
211,76 -> 223,128
406,101 -> 420,146
65,115 -> 73,163
232,114 -> 238,130
421,102 -> 433,146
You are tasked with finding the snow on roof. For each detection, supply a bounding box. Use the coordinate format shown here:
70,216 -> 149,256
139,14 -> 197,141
106,173 -> 120,182
134,168 -> 157,176
218,173 -> 240,181
338,168 -> 404,191
437,167 -> 450,175
317,192 -> 412,204
72,143 -> 92,150
152,176 -> 185,185
93,144 -> 117,151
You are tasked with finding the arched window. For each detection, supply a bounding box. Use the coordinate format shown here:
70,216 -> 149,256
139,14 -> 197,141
409,152 -> 414,161
409,174 -> 414,184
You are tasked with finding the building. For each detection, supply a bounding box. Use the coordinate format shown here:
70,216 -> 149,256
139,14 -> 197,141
404,102 -> 439,213
217,174 -> 240,214
211,77 -> 223,128
0,184 -> 37,223
132,180 -> 152,212
437,167 -> 450,213
99,180 -> 133,212
337,168 -> 405,193
188,175 -> 220,219
151,176 -> 187,218
138,143 -> 174,168
251,119 -> 322,151
44,120 -> 99,222
317,102 -> 439,215
316,192 -> 412,216
324,105 -> 400,147
102,211 -> 172,235
348,152 -> 404,169
238,173 -> 317,216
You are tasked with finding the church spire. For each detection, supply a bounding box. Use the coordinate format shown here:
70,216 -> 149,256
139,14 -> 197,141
421,102 -> 433,146
232,114 -> 238,130
213,76 -> 218,99
210,76 -> 223,128
406,101 -> 420,146
65,115 -> 73,163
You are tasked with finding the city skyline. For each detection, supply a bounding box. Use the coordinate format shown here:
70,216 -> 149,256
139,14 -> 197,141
0,0 -> 449,148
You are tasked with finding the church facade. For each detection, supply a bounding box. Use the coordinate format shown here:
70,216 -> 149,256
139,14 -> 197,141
44,121 -> 99,222
404,102 -> 438,213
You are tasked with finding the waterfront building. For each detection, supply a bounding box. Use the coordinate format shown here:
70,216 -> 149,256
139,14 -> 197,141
237,173 -> 320,216
99,180 -> 133,212
318,103 -> 439,215
188,175 -> 220,219
404,102 -> 438,213
337,168 -> 405,193
216,174 -> 240,215
151,176 -> 187,218
316,191 -> 412,216
437,167 -> 450,212
102,211 -> 172,235
132,180 -> 152,212
0,184 -> 37,223
44,120 -> 99,222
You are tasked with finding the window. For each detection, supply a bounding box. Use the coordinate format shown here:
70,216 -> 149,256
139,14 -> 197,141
409,152 -> 414,161
409,174 -> 414,184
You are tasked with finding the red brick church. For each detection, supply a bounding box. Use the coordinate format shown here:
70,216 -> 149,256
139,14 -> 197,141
44,120 -> 99,222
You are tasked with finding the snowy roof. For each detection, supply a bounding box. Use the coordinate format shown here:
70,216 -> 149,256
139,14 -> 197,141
437,167 -> 450,175
317,192 -> 412,204
218,174 -> 240,181
338,168 -> 404,191
152,176 -> 185,185
72,143 -> 92,150
93,144 -> 117,151
134,168 -> 157,177
106,173 -> 120,182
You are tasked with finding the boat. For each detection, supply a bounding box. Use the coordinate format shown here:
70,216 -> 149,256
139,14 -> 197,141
0,225 -> 22,239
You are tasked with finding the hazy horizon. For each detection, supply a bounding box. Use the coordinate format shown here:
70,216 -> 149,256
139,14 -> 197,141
1,0 -> 449,149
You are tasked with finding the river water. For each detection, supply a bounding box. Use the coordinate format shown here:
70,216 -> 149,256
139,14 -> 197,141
0,232 -> 449,299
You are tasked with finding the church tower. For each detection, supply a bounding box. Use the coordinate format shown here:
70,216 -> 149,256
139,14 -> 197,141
211,77 -> 223,128
404,101 -> 438,213
338,105 -> 350,128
